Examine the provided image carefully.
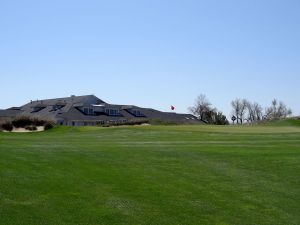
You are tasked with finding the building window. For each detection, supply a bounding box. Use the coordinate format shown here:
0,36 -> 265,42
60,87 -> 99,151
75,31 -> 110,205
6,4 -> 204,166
105,109 -> 120,116
83,108 -> 94,115
96,120 -> 105,125
83,108 -> 88,114
129,109 -> 144,117
133,110 -> 141,116
52,105 -> 64,111
89,108 -> 94,115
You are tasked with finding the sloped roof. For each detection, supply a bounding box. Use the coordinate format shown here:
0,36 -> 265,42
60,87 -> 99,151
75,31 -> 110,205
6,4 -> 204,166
19,95 -> 104,117
1,95 -> 201,124
21,95 -> 105,107
0,109 -> 22,118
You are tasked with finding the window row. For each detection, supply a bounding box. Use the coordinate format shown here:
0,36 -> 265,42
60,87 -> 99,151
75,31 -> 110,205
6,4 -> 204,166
82,107 -> 121,116
105,109 -> 121,116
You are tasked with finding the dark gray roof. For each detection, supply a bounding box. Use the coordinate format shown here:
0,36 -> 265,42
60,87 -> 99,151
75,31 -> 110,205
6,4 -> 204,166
6,107 -> 22,110
21,95 -> 105,108
18,95 -> 105,120
1,94 -> 201,124
0,109 -> 22,118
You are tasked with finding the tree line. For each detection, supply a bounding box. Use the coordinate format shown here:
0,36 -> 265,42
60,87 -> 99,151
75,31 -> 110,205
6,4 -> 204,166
189,94 -> 292,125
231,98 -> 292,124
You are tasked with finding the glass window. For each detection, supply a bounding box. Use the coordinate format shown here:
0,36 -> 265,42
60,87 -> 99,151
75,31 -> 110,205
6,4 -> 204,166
131,109 -> 142,117
105,108 -> 120,116
53,105 -> 64,111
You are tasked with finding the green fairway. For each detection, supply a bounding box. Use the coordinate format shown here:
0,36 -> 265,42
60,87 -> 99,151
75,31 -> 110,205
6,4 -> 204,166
1,124 -> 300,225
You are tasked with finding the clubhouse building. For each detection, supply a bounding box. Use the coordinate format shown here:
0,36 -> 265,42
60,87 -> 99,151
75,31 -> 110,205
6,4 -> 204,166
0,95 -> 199,126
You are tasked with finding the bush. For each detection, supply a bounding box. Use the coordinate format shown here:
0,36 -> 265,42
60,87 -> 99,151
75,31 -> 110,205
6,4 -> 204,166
101,119 -> 149,127
1,122 -> 13,131
11,117 -> 54,130
32,118 -> 47,126
12,117 -> 33,128
25,125 -> 37,131
44,122 -> 54,130
1,117 -> 54,132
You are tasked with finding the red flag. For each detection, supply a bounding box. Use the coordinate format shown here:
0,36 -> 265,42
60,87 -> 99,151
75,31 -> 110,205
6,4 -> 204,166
171,105 -> 175,111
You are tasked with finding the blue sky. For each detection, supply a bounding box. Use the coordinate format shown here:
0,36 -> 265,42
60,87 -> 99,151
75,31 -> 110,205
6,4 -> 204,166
1,0 -> 299,117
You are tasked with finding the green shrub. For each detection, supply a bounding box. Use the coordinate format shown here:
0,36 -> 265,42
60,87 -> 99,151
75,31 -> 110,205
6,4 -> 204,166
1,122 -> 13,131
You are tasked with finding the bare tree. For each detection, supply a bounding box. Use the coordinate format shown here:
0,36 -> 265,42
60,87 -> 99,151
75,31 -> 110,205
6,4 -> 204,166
252,102 -> 263,121
240,99 -> 248,123
189,94 -> 228,124
231,98 -> 247,124
188,94 -> 212,122
265,99 -> 292,119
245,101 -> 263,123
244,100 -> 253,123
231,99 -> 241,124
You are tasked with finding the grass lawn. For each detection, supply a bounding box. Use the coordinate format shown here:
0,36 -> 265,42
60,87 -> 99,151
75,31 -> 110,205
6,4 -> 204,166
0,123 -> 300,225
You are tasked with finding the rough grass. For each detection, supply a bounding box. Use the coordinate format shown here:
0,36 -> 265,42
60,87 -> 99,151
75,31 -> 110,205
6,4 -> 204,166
263,118 -> 300,127
0,124 -> 300,225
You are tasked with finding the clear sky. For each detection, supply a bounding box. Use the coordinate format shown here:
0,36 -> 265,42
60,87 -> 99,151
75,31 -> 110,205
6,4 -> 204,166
1,0 -> 299,117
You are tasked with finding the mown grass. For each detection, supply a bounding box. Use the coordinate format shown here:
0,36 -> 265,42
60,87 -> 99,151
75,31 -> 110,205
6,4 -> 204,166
0,123 -> 300,225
